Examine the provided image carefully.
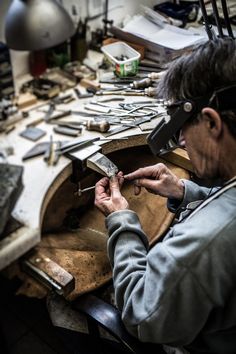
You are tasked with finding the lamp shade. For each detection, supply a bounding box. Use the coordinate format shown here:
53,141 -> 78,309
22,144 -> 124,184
5,0 -> 75,51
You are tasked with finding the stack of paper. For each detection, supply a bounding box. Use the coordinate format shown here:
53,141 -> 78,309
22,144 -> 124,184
110,8 -> 206,64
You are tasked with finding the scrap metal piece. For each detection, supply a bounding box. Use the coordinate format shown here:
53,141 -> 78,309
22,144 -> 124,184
22,251 -> 75,296
86,152 -> 118,177
58,137 -> 100,154
20,126 -> 46,141
75,182 -> 96,197
53,126 -> 82,137
22,142 -> 50,161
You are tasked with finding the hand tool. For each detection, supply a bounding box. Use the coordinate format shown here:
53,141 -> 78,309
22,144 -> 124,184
80,78 -> 101,91
26,107 -> 71,128
90,97 -> 125,103
86,119 -> 110,133
96,90 -> 146,96
144,87 -> 158,97
58,137 -> 101,154
25,93 -> 75,115
53,126 -> 82,137
0,163 -> 23,236
74,88 -> 94,99
86,152 -> 118,177
74,182 -> 96,197
84,103 -> 111,114
50,121 -> 83,131
148,71 -> 166,80
105,115 -> 157,137
54,117 -> 110,133
44,135 -> 61,165
22,142 -> 50,161
130,77 -> 153,89
48,110 -> 72,121
96,88 -> 159,97
22,251 -> 75,296
85,102 -> 127,114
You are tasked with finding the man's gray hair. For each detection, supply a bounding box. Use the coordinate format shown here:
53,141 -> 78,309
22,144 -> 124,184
158,38 -> 236,136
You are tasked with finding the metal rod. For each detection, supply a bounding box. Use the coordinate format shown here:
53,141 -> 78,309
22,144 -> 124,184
75,182 -> 96,197
220,0 -> 234,38
199,0 -> 214,40
211,0 -> 224,37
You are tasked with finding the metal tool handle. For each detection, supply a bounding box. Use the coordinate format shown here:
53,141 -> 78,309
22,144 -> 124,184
86,120 -> 110,133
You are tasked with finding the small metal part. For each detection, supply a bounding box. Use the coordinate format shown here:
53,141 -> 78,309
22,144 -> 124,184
26,117 -> 44,128
183,102 -> 193,112
4,125 -> 16,134
58,137 -> 100,154
96,90 -> 146,96
105,116 -> 153,137
49,110 -> 71,121
92,97 -> 125,103
75,182 -> 96,197
74,88 -> 94,99
20,126 -> 46,141
53,126 -> 82,137
144,87 -> 158,97
22,142 -> 50,161
22,251 -> 75,296
53,122 -> 83,131
130,77 -> 152,89
86,152 -> 118,177
44,135 -> 53,165
44,103 -> 55,121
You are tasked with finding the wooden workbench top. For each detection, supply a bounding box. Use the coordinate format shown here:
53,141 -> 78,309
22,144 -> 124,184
0,90 -> 190,271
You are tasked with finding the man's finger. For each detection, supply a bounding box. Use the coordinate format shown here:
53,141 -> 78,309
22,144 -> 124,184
124,166 -> 154,180
95,177 -> 109,194
134,184 -> 141,195
109,176 -> 122,198
135,178 -> 159,192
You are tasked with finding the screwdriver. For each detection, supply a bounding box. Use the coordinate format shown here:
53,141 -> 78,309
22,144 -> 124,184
130,71 -> 166,90
49,118 -> 110,133
130,77 -> 153,89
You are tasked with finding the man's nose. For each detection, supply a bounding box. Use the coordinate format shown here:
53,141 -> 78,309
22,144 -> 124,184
178,130 -> 186,147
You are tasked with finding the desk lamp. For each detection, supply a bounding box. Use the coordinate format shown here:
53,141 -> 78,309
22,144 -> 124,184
5,0 -> 75,51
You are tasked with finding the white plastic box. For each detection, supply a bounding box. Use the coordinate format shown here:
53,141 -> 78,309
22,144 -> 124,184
101,41 -> 141,77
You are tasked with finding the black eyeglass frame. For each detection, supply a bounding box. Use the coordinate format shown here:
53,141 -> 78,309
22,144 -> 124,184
147,84 -> 236,156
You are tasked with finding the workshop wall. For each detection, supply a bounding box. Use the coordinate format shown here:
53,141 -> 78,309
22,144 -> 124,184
0,0 -> 160,89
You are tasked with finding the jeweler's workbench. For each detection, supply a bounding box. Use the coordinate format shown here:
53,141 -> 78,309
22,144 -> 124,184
0,81 -> 191,272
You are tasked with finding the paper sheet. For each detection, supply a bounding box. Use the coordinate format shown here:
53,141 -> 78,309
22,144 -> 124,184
123,15 -> 206,50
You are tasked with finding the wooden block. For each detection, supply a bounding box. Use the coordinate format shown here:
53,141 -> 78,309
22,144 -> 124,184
162,148 -> 193,172
80,78 -> 100,90
16,92 -> 37,109
102,37 -> 146,60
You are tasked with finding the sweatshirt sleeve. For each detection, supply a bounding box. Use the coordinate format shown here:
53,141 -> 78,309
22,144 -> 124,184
167,179 -> 214,213
106,209 -> 214,346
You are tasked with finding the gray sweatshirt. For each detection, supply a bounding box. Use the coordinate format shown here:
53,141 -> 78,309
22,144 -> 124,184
106,180 -> 236,353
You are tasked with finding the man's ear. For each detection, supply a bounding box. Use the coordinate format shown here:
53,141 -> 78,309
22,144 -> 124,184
201,107 -> 223,138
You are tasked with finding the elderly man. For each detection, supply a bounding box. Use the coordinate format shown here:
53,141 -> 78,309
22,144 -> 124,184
94,38 -> 236,353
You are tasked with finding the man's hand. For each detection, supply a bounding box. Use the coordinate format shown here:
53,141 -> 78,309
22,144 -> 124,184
95,172 -> 129,216
124,163 -> 184,200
